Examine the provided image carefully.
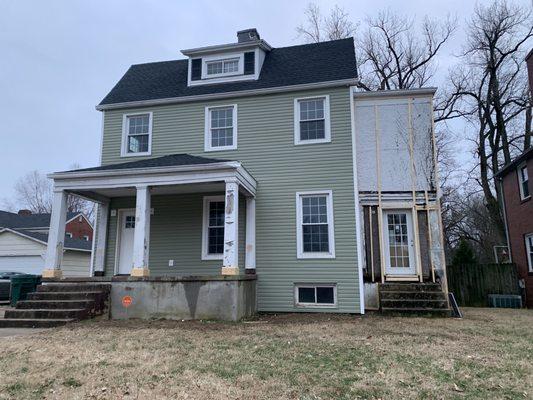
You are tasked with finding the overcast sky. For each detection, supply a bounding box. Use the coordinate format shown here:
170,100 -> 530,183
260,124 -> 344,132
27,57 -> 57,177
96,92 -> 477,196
0,0 -> 516,207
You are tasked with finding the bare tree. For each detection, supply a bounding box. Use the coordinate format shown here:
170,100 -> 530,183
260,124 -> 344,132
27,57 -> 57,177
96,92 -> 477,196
11,168 -> 95,220
450,0 -> 533,234
296,3 -> 356,43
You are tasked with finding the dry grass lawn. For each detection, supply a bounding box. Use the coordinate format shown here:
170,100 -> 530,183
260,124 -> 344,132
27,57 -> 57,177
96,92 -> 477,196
0,308 -> 532,400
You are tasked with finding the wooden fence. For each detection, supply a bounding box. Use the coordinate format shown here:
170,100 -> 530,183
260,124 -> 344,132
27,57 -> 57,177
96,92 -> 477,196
447,263 -> 521,307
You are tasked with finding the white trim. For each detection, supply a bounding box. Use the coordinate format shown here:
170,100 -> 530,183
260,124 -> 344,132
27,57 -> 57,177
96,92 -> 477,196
65,212 -> 94,230
349,86 -> 365,314
245,197 -> 256,270
181,40 -> 272,56
517,162 -> 530,201
381,209 -> 417,276
95,79 -> 358,111
294,95 -> 331,145
294,284 -> 337,308
120,111 -> 153,157
65,232 -> 73,238
89,204 -> 99,276
296,190 -> 335,259
353,87 -> 437,99
204,104 -> 238,151
98,110 -> 105,166
201,195 -> 225,260
525,233 -> 533,273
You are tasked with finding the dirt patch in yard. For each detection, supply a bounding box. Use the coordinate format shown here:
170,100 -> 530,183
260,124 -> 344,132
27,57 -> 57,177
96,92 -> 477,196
0,308 -> 532,399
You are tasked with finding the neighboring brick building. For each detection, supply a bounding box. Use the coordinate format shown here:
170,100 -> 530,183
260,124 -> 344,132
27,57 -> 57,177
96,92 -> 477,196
497,148 -> 533,307
495,49 -> 533,307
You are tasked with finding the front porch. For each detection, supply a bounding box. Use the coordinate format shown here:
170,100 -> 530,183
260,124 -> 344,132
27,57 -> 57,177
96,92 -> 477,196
43,154 -> 257,280
40,155 -> 258,321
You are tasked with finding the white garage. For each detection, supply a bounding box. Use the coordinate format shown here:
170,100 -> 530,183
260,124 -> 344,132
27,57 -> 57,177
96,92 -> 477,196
0,228 -> 91,276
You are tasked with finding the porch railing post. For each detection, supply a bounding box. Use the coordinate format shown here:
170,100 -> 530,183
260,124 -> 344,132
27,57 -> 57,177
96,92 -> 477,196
222,179 -> 239,275
42,189 -> 68,279
245,196 -> 256,272
131,185 -> 151,277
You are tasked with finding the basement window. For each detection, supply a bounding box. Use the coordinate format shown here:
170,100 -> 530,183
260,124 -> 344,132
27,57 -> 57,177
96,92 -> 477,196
518,163 -> 530,200
295,284 -> 336,307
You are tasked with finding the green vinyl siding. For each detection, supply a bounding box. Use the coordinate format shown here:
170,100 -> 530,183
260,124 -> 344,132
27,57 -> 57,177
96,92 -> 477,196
99,86 -> 360,313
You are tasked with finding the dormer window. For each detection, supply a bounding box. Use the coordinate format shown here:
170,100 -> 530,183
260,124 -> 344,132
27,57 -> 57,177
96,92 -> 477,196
206,58 -> 239,76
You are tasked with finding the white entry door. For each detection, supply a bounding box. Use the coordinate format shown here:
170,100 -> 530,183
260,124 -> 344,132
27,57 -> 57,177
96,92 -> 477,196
382,210 -> 417,276
117,210 -> 135,275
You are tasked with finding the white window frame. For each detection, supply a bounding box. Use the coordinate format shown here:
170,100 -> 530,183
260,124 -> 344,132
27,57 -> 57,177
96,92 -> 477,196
204,104 -> 238,152
83,235 -> 90,241
294,95 -> 331,145
525,233 -> 533,273
294,284 -> 337,308
121,111 -> 153,157
201,195 -> 225,260
295,190 -> 335,259
517,162 -> 530,201
202,52 -> 243,80
65,232 -> 73,239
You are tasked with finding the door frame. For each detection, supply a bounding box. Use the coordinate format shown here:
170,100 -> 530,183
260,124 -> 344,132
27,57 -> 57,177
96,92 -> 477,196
381,207 -> 419,279
114,208 -> 136,275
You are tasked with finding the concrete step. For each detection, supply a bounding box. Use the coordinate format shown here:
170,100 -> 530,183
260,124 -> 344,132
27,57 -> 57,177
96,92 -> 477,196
381,307 -> 452,317
0,318 -> 74,328
380,283 -> 442,292
4,308 -> 88,320
380,299 -> 449,309
380,291 -> 447,300
16,299 -> 96,310
27,291 -> 107,301
37,284 -> 111,293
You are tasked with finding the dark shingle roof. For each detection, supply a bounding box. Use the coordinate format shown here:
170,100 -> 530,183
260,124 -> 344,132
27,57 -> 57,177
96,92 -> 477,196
0,211 -> 80,229
63,154 -> 230,173
495,146 -> 533,177
99,38 -> 357,106
12,229 -> 92,251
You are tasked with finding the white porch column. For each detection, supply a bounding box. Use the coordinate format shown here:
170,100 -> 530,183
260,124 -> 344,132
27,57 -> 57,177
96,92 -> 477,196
131,185 -> 151,277
42,190 -> 68,278
92,202 -> 109,276
222,180 -> 239,275
245,196 -> 256,272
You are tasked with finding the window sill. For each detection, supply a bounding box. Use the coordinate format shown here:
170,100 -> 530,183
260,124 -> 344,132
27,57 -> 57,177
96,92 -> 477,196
520,195 -> 531,204
297,253 -> 336,260
120,152 -> 152,158
201,254 -> 224,261
204,145 -> 237,152
295,303 -> 337,309
294,138 -> 331,146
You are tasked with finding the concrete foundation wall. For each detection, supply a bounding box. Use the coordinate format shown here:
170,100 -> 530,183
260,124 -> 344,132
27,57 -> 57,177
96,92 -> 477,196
109,277 -> 256,321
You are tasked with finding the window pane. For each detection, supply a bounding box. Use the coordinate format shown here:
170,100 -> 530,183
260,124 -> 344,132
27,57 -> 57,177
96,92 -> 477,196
298,287 -> 315,303
210,107 -> 234,148
316,287 -> 334,304
128,115 -> 149,135
207,61 -> 223,75
299,99 -> 324,121
223,59 -> 239,73
302,196 -> 328,224
303,224 -> 329,252
128,134 -> 149,153
207,201 -> 224,255
300,120 -> 325,141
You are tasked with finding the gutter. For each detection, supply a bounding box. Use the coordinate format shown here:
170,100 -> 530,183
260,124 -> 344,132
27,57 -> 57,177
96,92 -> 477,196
96,78 -> 359,111
353,87 -> 437,99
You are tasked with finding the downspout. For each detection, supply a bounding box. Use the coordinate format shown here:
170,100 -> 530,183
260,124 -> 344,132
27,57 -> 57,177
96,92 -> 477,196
350,86 -> 366,314
498,176 -> 512,262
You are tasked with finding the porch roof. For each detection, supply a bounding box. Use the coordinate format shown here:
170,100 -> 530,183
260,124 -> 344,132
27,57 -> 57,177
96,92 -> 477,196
49,153 -> 257,202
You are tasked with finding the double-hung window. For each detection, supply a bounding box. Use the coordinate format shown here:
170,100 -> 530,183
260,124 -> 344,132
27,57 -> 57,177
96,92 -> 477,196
518,163 -> 530,200
294,95 -> 331,145
122,112 -> 152,156
202,196 -> 225,260
296,190 -> 335,259
526,234 -> 533,273
205,105 -> 237,151
206,58 -> 240,76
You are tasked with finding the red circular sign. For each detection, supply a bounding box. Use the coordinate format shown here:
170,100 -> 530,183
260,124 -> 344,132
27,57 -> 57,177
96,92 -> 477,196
122,295 -> 133,308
